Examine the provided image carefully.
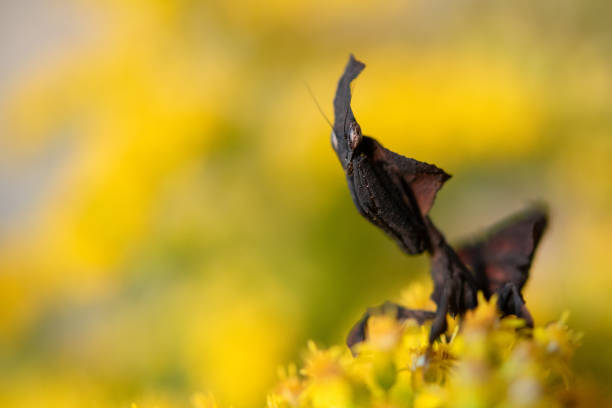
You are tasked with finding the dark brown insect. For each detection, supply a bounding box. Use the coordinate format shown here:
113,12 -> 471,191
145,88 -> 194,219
331,55 -> 549,351
331,55 -> 450,255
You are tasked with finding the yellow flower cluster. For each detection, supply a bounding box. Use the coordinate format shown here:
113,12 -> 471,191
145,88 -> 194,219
268,287 -> 581,408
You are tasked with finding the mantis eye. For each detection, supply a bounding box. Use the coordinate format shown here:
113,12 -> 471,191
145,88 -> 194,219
348,122 -> 362,150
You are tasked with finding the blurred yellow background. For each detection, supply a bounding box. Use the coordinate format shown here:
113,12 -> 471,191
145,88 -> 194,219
1,0 -> 611,406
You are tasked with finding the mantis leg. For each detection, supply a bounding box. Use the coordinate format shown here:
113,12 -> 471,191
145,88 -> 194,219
347,301 -> 436,353
429,284 -> 452,344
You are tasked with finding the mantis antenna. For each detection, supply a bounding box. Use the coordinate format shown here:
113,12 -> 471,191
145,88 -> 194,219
303,81 -> 333,130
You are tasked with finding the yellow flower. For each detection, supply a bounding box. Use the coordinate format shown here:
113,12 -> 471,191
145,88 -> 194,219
366,314 -> 404,352
268,286 -> 583,408
301,341 -> 347,380
463,293 -> 500,331
270,365 -> 305,407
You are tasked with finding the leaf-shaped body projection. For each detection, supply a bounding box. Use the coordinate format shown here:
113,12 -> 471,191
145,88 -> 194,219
456,206 -> 548,326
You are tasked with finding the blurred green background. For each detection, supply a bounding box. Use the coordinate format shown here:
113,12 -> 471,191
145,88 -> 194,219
1,0 -> 611,406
